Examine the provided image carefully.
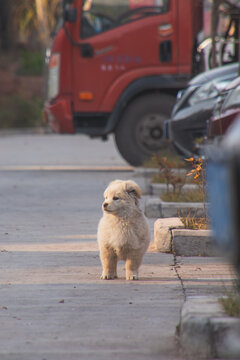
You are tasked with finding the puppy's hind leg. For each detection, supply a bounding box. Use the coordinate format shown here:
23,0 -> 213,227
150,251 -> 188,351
100,246 -> 118,280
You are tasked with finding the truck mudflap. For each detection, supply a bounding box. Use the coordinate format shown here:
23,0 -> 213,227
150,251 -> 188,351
44,96 -> 74,134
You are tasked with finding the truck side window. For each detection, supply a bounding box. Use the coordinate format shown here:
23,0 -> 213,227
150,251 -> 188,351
81,0 -> 169,39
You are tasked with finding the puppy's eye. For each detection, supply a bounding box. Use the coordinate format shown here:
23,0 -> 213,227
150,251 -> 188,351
113,196 -> 120,201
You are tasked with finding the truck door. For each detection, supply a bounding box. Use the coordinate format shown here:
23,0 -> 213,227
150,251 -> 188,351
72,0 -> 177,115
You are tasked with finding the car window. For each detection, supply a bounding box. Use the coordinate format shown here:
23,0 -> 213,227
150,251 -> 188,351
81,0 -> 169,39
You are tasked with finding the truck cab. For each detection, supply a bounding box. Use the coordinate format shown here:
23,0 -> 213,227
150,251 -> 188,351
44,0 -> 203,165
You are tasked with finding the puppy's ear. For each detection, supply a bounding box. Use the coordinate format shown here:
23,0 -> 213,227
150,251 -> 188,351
125,180 -> 142,199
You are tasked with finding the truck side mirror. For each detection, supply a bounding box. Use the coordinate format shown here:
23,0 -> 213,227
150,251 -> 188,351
63,8 -> 77,23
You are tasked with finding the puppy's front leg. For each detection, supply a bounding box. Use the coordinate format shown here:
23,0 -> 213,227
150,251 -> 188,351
125,256 -> 142,280
100,246 -> 118,280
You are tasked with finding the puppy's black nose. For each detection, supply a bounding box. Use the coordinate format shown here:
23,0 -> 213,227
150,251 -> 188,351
103,202 -> 108,209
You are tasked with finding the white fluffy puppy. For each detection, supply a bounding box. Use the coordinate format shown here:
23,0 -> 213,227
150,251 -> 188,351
97,180 -> 150,280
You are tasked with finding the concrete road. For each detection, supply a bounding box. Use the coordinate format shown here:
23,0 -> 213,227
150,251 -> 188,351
0,132 -> 235,360
0,132 -> 130,169
0,132 -> 183,360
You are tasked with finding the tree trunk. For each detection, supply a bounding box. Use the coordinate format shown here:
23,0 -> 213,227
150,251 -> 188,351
35,0 -> 50,46
0,0 -> 12,50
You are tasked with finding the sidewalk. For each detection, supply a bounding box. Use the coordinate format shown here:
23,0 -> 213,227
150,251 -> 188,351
0,132 -> 238,359
0,233 -> 236,360
0,235 -> 182,360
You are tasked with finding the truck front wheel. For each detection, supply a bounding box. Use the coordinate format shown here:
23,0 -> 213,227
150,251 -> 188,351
114,94 -> 176,166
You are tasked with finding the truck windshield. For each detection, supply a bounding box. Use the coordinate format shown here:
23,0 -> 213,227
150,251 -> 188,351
81,0 -> 169,39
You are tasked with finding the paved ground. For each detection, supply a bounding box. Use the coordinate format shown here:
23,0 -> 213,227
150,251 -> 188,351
0,132 -> 129,168
0,132 -> 236,360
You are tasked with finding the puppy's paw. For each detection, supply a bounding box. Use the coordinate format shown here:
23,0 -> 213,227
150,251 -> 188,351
101,273 -> 118,280
126,272 -> 139,281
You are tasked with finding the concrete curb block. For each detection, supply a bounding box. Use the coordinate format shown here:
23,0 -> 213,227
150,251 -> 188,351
145,197 -> 163,218
0,127 -> 49,136
151,182 -> 198,196
154,217 -> 184,252
154,218 -> 215,256
145,197 -> 207,218
134,167 -> 187,178
178,296 -> 240,359
172,229 -> 214,256
132,176 -> 152,195
134,168 -> 198,196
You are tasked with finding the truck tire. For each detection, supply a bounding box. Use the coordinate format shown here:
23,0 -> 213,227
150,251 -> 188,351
114,93 -> 176,166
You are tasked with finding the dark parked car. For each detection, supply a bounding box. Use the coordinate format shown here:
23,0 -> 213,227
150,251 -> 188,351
208,76 -> 240,138
165,63 -> 239,157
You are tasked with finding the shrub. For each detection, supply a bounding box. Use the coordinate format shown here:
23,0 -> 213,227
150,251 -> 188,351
219,280 -> 240,317
17,50 -> 44,76
151,155 -> 187,194
0,95 -> 44,128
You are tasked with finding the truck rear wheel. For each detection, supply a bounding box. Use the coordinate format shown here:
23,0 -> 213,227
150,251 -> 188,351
114,94 -> 176,166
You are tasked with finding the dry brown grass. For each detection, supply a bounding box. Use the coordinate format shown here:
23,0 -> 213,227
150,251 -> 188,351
180,214 -> 209,230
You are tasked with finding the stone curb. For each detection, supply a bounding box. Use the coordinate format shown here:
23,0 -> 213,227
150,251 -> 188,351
0,127 -> 49,136
134,168 -> 194,196
154,218 -> 215,256
134,167 -> 187,178
154,217 -> 184,253
178,296 -> 240,359
132,176 -> 152,195
145,197 -> 207,218
151,182 -> 198,196
172,229 -> 215,256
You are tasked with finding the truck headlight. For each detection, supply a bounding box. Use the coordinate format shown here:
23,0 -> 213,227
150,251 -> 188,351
48,53 -> 60,99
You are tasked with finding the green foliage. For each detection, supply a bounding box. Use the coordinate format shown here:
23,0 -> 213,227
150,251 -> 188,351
12,0 -> 61,47
17,50 -> 44,76
0,95 -> 44,128
220,296 -> 240,317
219,281 -> 240,317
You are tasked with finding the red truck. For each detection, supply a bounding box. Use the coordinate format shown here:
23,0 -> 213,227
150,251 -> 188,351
44,0 -> 203,166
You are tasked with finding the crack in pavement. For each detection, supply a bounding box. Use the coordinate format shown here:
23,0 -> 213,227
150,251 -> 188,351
170,228 -> 187,301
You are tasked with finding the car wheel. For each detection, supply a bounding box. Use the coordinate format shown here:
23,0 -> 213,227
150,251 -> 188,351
114,93 -> 176,166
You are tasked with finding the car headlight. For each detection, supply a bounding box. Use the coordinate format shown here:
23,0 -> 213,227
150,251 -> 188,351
188,79 -> 230,106
176,88 -> 186,101
48,53 -> 60,100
